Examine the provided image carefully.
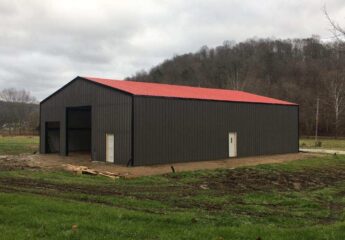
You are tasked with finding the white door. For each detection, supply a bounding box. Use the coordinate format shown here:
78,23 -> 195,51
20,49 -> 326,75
228,132 -> 237,157
106,134 -> 114,163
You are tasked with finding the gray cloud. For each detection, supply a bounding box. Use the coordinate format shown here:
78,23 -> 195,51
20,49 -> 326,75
0,0 -> 344,100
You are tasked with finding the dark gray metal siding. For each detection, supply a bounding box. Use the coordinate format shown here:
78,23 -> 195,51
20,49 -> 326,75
41,77 -> 298,166
133,96 -> 298,166
40,78 -> 132,164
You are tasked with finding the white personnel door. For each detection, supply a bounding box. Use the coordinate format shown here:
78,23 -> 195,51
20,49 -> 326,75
106,134 -> 114,163
228,132 -> 237,157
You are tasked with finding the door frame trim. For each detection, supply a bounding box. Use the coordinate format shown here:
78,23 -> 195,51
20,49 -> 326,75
106,133 -> 115,163
228,132 -> 237,157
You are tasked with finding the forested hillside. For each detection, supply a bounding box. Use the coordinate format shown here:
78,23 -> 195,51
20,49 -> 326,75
128,37 -> 345,137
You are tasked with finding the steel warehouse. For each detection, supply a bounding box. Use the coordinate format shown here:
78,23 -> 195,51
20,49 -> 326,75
40,76 -> 299,166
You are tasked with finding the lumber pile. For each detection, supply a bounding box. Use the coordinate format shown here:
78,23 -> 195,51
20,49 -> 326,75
62,164 -> 121,179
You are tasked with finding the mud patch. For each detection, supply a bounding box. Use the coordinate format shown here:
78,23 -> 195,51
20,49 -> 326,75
3,164 -> 345,200
0,155 -> 39,171
0,177 -> 123,196
205,167 -> 345,193
0,178 -> 168,215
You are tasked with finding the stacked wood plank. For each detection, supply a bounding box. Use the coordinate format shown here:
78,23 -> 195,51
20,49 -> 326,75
62,164 -> 122,179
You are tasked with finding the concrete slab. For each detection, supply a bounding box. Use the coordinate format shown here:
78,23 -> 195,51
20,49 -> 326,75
300,148 -> 345,155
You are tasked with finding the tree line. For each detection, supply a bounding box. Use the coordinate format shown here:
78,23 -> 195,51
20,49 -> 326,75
128,36 -> 345,137
0,88 -> 39,135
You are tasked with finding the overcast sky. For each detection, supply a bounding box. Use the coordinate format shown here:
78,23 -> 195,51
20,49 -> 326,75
0,0 -> 345,100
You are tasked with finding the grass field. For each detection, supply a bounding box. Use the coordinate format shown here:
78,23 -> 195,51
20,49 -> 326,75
300,137 -> 345,150
1,136 -> 345,239
1,135 -> 345,155
0,135 -> 39,155
1,155 -> 345,239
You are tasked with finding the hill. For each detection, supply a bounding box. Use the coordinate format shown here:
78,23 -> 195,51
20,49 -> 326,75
128,37 -> 345,137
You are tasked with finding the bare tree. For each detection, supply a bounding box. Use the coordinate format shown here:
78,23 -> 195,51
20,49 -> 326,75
326,73 -> 345,138
334,87 -> 344,138
225,71 -> 247,91
324,7 -> 345,137
324,6 -> 345,41
0,88 -> 38,135
0,88 -> 37,103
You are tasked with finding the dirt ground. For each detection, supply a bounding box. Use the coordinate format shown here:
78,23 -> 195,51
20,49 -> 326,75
0,152 -> 318,178
1,153 -> 345,216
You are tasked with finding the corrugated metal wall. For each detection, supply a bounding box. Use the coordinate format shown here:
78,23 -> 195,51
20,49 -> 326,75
41,78 -> 298,166
40,78 -> 132,164
133,96 -> 298,166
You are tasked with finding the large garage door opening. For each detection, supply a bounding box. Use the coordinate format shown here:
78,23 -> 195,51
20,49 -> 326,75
45,121 -> 60,153
66,106 -> 91,156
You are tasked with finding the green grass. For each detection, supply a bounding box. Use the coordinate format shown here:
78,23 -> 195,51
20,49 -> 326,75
2,155 -> 345,239
1,135 -> 344,155
300,137 -> 345,150
0,135 -> 38,155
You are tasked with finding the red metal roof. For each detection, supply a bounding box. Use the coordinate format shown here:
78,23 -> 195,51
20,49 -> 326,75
83,77 -> 297,106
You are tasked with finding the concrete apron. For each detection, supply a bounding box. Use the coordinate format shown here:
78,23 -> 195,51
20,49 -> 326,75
300,148 -> 345,155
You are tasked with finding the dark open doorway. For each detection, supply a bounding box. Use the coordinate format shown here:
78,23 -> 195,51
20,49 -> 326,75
45,121 -> 60,153
66,106 -> 91,157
